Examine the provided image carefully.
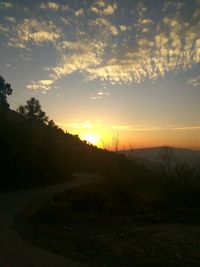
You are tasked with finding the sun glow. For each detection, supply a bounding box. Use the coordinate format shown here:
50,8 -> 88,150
82,133 -> 100,146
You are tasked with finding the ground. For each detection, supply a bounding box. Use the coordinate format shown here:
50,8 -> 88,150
14,177 -> 200,267
0,175 -> 93,267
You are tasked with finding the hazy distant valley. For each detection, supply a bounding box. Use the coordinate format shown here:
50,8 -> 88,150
121,147 -> 200,168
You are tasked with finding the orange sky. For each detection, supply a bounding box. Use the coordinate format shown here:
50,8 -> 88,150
59,121 -> 200,150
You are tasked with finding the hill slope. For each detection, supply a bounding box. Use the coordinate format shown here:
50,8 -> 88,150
0,108 -> 121,189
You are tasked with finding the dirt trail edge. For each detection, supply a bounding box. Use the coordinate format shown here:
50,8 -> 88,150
0,174 -> 100,267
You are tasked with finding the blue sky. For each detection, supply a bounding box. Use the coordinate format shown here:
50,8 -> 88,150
0,0 -> 200,149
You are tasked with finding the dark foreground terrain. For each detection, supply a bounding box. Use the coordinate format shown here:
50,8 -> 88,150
0,177 -> 92,267
15,180 -> 200,267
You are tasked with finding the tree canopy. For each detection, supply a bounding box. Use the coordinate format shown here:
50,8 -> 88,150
0,75 -> 13,108
18,97 -> 48,123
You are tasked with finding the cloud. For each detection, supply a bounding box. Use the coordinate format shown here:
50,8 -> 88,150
87,64 -> 134,83
39,2 -> 68,11
103,4 -> 117,15
53,2 -> 199,85
42,2 -> 59,10
86,11 -> 200,84
90,90 -> 110,100
97,91 -> 110,96
91,6 -> 99,14
2,0 -> 199,88
110,125 -> 164,132
95,1 -> 106,8
0,2 -> 13,9
173,125 -> 200,130
90,18 -> 118,35
141,19 -> 153,25
51,51 -> 100,78
0,24 -> 9,33
90,96 -> 103,100
75,8 -> 84,17
27,79 -> 54,92
110,124 -> 200,132
45,2 -> 59,10
8,19 -> 61,48
119,25 -> 127,31
43,7 -> 198,86
50,39 -> 105,79
60,17 -> 69,25
162,0 -> 185,14
5,16 -> 16,23
187,74 -> 200,87
90,2 -> 117,16
193,7 -> 200,18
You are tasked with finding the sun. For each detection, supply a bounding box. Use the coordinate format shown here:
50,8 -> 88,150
82,133 -> 100,146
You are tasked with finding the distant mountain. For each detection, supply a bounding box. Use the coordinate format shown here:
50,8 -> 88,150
120,147 -> 200,168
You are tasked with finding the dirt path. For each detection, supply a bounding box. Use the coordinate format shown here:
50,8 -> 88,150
0,174 -> 98,267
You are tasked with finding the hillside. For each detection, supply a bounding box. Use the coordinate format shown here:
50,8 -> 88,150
0,106 -> 124,189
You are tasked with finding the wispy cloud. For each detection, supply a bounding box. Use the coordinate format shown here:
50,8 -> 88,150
90,96 -> 103,100
0,2 -> 13,9
90,90 -> 110,100
8,19 -> 61,48
119,25 -> 128,31
90,17 -> 118,35
97,91 -> 110,96
173,125 -> 200,130
187,74 -> 200,87
103,4 -> 117,15
39,2 -> 68,11
0,24 -> 9,33
91,6 -> 99,14
50,39 -> 105,79
110,124 -> 200,132
40,2 -> 59,10
162,0 -> 185,14
5,16 -> 16,23
75,8 -> 84,17
51,1 -> 199,85
27,79 -> 54,92
110,125 -> 165,132
90,2 -> 117,15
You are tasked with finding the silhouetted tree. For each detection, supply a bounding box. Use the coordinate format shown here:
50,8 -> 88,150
0,75 -> 12,108
48,119 -> 57,128
159,146 -> 175,178
18,98 -> 48,123
112,133 -> 120,152
100,138 -> 110,151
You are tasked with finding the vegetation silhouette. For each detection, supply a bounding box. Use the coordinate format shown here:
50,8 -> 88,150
0,75 -> 12,109
18,97 -> 48,124
0,75 -> 133,191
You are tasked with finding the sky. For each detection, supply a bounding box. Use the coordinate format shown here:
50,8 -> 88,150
0,0 -> 199,149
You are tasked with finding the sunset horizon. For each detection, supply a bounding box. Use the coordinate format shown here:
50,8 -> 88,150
0,0 -> 199,150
